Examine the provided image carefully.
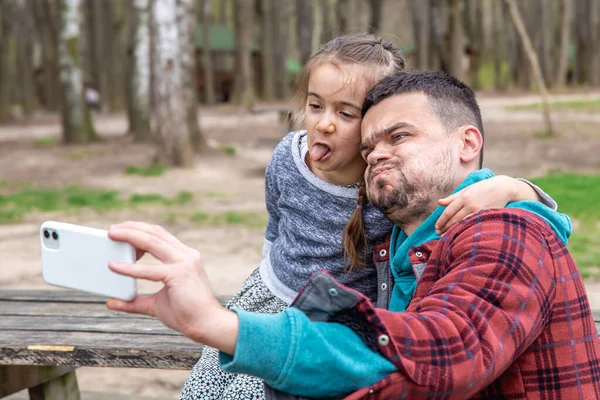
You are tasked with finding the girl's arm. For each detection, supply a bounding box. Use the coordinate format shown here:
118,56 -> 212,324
435,175 -> 556,234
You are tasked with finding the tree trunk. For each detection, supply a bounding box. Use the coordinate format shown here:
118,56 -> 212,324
296,0 -> 313,65
505,0 -> 554,136
272,0 -> 289,100
311,0 -> 323,54
125,0 -> 135,133
538,0 -> 553,86
430,0 -> 449,72
91,0 -> 110,111
589,0 -> 600,86
464,0 -> 482,89
16,2 -> 37,116
59,0 -> 97,144
202,0 -> 216,104
491,0 -> 506,90
411,0 -> 430,70
151,0 -> 196,166
219,0 -> 229,24
232,0 -> 255,108
555,0 -> 572,88
259,0 -> 275,101
0,3 -> 15,121
130,0 -> 152,141
320,0 -> 332,44
574,0 -> 591,84
336,0 -> 351,34
448,0 -> 464,81
178,0 -> 206,152
36,0 -> 62,110
110,0 -> 127,111
368,0 -> 383,33
32,0 -> 60,111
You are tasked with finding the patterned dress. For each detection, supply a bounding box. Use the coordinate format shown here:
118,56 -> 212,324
179,269 -> 287,400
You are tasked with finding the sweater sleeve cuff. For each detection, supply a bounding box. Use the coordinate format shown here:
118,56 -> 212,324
517,177 -> 558,210
219,308 -> 294,384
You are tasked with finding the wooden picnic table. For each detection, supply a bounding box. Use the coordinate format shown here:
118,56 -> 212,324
0,289 -> 228,399
1,289 -> 600,399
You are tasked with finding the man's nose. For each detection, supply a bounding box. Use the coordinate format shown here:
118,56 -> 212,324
366,144 -> 391,165
316,112 -> 335,134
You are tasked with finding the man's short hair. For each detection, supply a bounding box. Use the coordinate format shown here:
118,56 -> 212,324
361,71 -> 484,167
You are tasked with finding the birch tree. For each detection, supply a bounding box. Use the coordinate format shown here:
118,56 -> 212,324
151,0 -> 196,166
58,0 -> 97,143
131,0 -> 152,141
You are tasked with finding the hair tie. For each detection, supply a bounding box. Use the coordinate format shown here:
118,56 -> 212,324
356,205 -> 363,209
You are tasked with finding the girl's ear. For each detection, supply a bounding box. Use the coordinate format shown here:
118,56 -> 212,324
459,126 -> 483,164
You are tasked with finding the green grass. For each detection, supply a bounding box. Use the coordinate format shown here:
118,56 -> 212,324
0,186 -> 194,224
190,209 -> 267,229
219,144 -> 237,156
529,173 -> 600,278
204,191 -> 234,200
34,137 -> 57,147
129,191 -> 194,206
506,98 -> 600,113
125,164 -> 168,177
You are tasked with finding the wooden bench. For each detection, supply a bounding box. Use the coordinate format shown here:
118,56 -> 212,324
0,290 -> 228,399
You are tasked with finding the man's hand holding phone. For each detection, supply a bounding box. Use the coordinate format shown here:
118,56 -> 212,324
107,221 -> 239,355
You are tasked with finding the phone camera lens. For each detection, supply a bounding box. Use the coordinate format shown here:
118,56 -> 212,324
52,232 -> 59,240
43,230 -> 50,239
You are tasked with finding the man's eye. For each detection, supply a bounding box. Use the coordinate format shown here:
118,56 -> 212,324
393,134 -> 406,142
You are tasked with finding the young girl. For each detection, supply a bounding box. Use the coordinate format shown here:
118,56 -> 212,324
180,33 -> 557,400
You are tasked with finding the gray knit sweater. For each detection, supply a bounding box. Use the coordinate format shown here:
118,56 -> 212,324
259,131 -> 394,304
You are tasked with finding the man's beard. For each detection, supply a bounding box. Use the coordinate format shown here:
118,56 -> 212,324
366,151 -> 455,229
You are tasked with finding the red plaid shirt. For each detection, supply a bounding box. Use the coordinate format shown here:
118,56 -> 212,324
344,209 -> 600,399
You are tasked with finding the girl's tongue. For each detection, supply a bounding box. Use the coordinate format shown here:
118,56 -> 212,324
310,143 -> 331,162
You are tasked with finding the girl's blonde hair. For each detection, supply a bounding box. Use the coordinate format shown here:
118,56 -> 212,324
291,33 -> 406,271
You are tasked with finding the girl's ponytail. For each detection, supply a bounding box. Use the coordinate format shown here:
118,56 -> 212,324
342,181 -> 369,271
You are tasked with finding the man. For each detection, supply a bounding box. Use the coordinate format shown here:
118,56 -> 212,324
107,71 -> 600,398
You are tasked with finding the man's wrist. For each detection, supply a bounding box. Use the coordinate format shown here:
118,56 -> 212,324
188,306 -> 239,355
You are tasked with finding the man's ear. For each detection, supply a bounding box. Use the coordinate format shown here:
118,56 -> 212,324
459,126 -> 483,164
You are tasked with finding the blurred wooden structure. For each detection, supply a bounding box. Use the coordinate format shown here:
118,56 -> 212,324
195,24 -> 262,103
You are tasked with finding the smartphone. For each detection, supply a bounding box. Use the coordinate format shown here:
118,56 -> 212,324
40,221 -> 137,301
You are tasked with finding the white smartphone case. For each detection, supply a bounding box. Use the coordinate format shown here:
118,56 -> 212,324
40,221 -> 137,301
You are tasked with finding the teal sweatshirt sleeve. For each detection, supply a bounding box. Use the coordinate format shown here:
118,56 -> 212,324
219,308 -> 397,397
